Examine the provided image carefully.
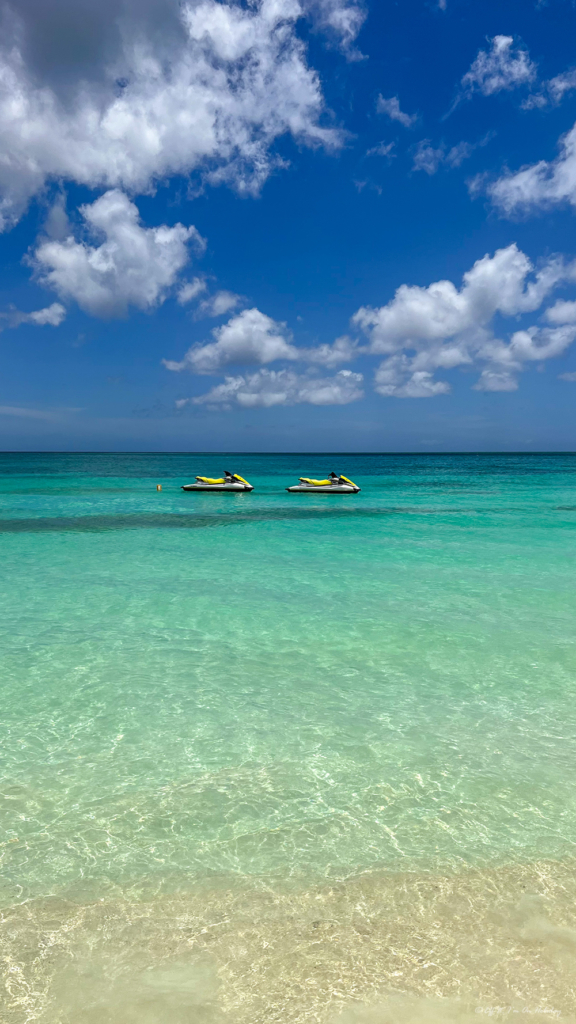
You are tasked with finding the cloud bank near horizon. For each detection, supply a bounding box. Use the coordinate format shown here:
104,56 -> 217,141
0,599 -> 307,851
165,244 -> 576,403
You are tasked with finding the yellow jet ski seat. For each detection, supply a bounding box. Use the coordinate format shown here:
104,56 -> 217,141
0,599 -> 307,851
299,477 -> 333,486
183,469 -> 253,492
194,473 -> 253,485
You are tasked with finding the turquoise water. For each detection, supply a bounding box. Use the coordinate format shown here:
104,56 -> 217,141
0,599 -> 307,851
2,453 -> 576,1022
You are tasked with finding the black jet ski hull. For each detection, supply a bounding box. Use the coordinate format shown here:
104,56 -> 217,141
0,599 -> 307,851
182,483 -> 253,492
286,484 -> 360,493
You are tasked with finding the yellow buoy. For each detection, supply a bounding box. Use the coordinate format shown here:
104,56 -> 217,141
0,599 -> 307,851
156,484 -> 162,491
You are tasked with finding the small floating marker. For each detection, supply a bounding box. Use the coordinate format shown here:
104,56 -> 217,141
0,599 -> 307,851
156,484 -> 162,491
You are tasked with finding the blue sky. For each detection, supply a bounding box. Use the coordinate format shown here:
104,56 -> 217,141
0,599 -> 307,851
2,0 -> 576,451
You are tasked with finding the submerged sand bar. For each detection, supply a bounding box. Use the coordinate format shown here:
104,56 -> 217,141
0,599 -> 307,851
2,860 -> 576,1023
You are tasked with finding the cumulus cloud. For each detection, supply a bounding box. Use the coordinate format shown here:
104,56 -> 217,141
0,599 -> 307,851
164,308 -> 357,373
33,190 -> 200,317
376,96 -> 417,128
353,245 -> 566,350
472,325 -> 576,390
182,367 -> 363,407
0,0 -> 355,230
473,369 -> 518,392
197,290 -> 242,318
0,302 -> 66,330
374,357 -> 451,398
461,35 -> 536,98
545,299 -> 576,325
164,246 -> 576,401
523,69 -> 576,110
351,244 -> 576,395
177,277 -> 207,305
488,123 -> 576,214
301,334 -> 358,367
478,322 -> 576,363
167,248 -> 576,399
164,308 -> 296,373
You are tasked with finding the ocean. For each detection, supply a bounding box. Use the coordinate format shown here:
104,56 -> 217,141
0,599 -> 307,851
1,452 -> 576,1023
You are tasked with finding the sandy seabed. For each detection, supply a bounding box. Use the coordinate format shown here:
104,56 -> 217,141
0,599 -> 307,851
2,859 -> 576,1024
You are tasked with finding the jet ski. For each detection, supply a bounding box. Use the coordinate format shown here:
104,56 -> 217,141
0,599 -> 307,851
286,472 -> 360,494
182,471 -> 253,492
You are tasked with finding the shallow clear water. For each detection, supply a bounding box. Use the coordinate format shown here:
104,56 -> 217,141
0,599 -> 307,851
1,453 -> 576,1022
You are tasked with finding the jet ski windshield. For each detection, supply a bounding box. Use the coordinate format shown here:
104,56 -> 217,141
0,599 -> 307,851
227,472 -> 252,485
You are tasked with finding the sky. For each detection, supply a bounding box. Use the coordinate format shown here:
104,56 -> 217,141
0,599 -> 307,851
2,0 -> 576,451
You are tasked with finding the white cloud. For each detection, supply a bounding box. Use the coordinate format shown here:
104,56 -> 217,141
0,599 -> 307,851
413,136 -> 490,175
33,190 -> 200,317
0,0 -> 351,231
559,371 -> 576,381
523,69 -> 576,110
0,404 -> 79,418
472,324 -> 576,390
374,357 -> 451,398
164,307 -> 357,373
461,36 -> 536,97
376,96 -> 417,128
366,141 -> 396,160
22,303 -> 66,326
177,277 -> 207,305
300,334 -> 358,368
413,141 -> 445,176
473,369 -> 518,392
165,245 -> 576,402
351,244 -> 576,395
14,302 -> 66,327
0,406 -> 54,418
167,248 -> 576,401
164,307 -> 296,373
489,123 -> 576,214
304,0 -> 366,58
184,367 -> 363,407
353,245 -> 565,349
443,141 -> 475,168
0,301 -> 66,330
478,322 -> 576,364
545,70 -> 576,103
197,290 -> 242,318
544,299 -> 576,325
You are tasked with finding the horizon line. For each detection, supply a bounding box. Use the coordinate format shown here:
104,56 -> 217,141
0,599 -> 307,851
2,450 -> 576,457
